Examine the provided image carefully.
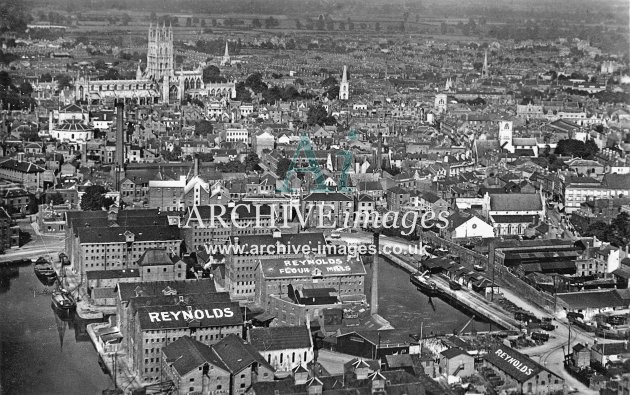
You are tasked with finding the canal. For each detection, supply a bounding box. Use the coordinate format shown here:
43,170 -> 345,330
365,259 -> 493,336
0,262 -> 111,395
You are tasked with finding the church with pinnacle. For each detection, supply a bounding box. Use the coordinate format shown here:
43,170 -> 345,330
74,23 -> 236,105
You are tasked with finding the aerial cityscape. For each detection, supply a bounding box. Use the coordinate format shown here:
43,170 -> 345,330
0,0 -> 629,394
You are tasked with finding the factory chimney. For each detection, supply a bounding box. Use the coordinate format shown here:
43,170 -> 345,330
376,132 -> 383,171
371,231 -> 380,316
115,102 -> 125,190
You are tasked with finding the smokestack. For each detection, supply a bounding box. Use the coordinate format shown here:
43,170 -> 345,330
371,231 -> 380,316
193,155 -> 199,177
115,103 -> 124,168
115,102 -> 124,191
81,143 -> 87,163
377,133 -> 382,171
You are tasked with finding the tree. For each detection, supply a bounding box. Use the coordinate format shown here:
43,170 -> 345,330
102,68 -> 120,80
202,65 -> 225,83
0,0 -> 29,34
264,17 -> 278,29
27,194 -> 39,214
195,120 -> 213,135
276,157 -> 292,179
197,152 -> 213,162
0,70 -> 12,88
244,152 -> 260,172
555,139 -> 598,159
245,72 -> 268,94
321,76 -> 338,88
307,105 -> 336,126
161,146 -> 182,161
55,74 -> 73,90
80,185 -> 110,211
47,192 -> 65,205
40,73 -> 53,82
120,13 -> 131,26
19,82 -> 33,95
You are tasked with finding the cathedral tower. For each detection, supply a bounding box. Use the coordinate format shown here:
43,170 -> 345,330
146,22 -> 174,81
339,65 -> 349,101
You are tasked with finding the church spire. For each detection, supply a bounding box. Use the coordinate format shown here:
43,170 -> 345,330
339,65 -> 349,101
221,41 -> 231,66
482,49 -> 489,78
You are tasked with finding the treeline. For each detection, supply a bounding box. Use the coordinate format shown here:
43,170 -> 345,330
235,73 -> 314,104
0,72 -> 37,111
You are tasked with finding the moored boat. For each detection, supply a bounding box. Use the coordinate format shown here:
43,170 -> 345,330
448,279 -> 462,291
410,273 -> 439,296
51,289 -> 76,310
34,257 -> 57,282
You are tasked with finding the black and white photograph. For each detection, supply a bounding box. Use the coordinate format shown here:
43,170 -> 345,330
0,0 -> 629,393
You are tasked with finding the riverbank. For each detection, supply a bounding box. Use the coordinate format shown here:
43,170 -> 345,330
0,260 -> 111,394
383,253 -> 519,330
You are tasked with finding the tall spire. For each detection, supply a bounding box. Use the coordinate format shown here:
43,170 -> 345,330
221,41 -> 231,66
482,49 -> 489,78
339,65 -> 349,101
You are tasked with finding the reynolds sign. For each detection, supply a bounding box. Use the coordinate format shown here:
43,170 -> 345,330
148,307 -> 234,323
493,348 -> 535,377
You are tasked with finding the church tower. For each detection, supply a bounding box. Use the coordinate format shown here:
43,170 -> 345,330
146,22 -> 174,81
499,121 -> 514,153
482,49 -> 489,78
220,41 -> 231,66
339,65 -> 349,101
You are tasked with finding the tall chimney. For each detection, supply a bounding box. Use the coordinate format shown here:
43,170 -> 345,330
371,231 -> 380,316
376,133 -> 382,171
81,143 -> 87,163
193,155 -> 199,177
115,103 -> 124,168
115,102 -> 124,190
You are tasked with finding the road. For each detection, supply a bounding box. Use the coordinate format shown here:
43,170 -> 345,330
341,232 -> 597,394
501,288 -> 602,394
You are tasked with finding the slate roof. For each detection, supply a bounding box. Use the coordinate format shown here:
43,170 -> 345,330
0,159 -> 45,173
162,336 -> 228,376
249,326 -> 312,351
489,193 -> 542,212
602,174 -> 630,190
440,347 -> 470,359
77,225 -> 181,244
484,345 -> 552,383
303,192 -> 354,202
137,248 -> 177,266
212,334 -> 273,373
228,233 -> 326,255
490,215 -> 537,224
557,290 -> 628,310
117,279 -> 217,302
